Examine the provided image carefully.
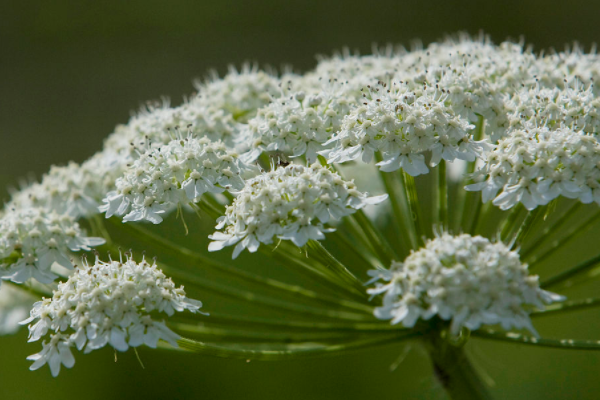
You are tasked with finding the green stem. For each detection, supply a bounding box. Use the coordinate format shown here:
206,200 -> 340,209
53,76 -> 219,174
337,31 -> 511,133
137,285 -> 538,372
467,195 -> 484,235
459,116 -> 485,234
377,157 -> 414,253
195,197 -> 223,220
266,242 -> 367,302
99,233 -> 369,322
334,161 -> 400,261
435,160 -> 448,231
510,206 -> 544,248
306,240 -> 367,298
172,323 -> 372,343
109,218 -> 212,262
90,215 -> 112,244
329,230 -> 382,271
453,182 -> 468,234
158,260 -> 372,322
401,171 -> 426,245
471,201 -> 493,236
520,201 -> 581,259
351,209 -> 398,264
541,252 -> 600,289
499,204 -> 525,243
342,213 -> 380,256
531,297 -> 600,318
473,329 -> 600,351
425,332 -> 493,400
176,331 -> 418,360
108,221 -> 372,312
184,312 -> 400,332
527,209 -> 600,268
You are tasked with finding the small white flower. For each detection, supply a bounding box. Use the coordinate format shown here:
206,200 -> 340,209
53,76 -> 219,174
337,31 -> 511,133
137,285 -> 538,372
21,254 -> 205,376
209,163 -> 387,258
128,317 -> 181,348
368,233 -> 564,335
27,333 -> 75,377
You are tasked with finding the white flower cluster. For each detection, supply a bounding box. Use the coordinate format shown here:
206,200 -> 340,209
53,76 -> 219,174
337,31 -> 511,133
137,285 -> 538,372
10,35 -> 599,225
463,70 -> 600,210
309,48 -> 395,86
305,37 -> 598,207
324,82 -> 489,175
9,35 -> 599,229
57,66 -> 285,215
246,38 -> 536,175
101,137 -> 256,224
503,82 -> 600,135
209,163 -> 387,258
312,37 -> 537,140
0,208 -> 104,284
535,44 -> 600,94
104,97 -> 242,162
368,233 -> 563,335
253,39 -> 531,169
21,255 -> 204,377
7,161 -> 107,219
245,83 -> 357,163
466,128 -> 600,210
104,65 -> 284,159
194,64 -> 286,122
304,37 -> 600,193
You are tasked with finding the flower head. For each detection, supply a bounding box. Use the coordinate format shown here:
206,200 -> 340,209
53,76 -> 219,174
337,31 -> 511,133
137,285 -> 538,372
100,137 -> 256,224
8,162 -> 106,219
0,208 -> 104,284
194,64 -> 286,122
535,44 -> 600,94
102,98 -> 244,174
466,127 -> 600,210
368,233 -> 563,335
21,254 -> 204,376
209,163 -> 387,258
324,81 -> 486,175
245,82 -> 358,163
501,80 -> 599,135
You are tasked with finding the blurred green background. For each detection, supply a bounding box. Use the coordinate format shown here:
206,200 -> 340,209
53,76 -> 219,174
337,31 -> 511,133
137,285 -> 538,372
2,1 -> 600,399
